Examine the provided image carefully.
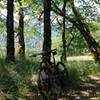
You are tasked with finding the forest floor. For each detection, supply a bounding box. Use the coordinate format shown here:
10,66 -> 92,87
64,74 -> 100,100
25,56 -> 100,100
25,74 -> 100,100
0,56 -> 99,100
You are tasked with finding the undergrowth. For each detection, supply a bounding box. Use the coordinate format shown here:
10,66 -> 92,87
67,61 -> 100,87
0,51 -> 100,99
0,54 -> 38,99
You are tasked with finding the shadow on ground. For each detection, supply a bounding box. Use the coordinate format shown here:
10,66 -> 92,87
25,75 -> 100,100
65,75 -> 100,100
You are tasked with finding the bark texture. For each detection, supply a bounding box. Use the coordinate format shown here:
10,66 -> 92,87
61,0 -> 67,62
6,0 -> 15,62
43,0 -> 51,62
18,0 -> 25,59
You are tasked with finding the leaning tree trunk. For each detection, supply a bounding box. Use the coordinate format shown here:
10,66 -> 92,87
18,0 -> 25,59
43,0 -> 51,63
71,0 -> 100,60
6,0 -> 15,62
75,20 -> 100,60
52,1 -> 100,61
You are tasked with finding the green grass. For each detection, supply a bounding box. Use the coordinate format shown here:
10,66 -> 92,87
66,61 -> 100,87
0,49 -> 100,99
0,50 -> 38,99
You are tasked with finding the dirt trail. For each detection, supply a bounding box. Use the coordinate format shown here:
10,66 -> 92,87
65,75 -> 100,100
67,56 -> 94,61
26,75 -> 100,100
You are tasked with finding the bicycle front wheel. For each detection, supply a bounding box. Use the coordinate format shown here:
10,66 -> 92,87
38,62 -> 53,99
56,62 -> 69,88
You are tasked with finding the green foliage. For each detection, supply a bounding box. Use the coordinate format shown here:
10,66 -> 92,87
52,31 -> 90,56
89,21 -> 100,43
26,27 -> 40,37
52,34 -> 62,52
24,0 -> 43,12
67,63 -> 81,86
0,51 -> 37,99
66,61 -> 100,87
0,19 -> 6,32
0,0 -> 6,9
52,20 -> 100,56
89,21 -> 100,31
67,34 -> 90,56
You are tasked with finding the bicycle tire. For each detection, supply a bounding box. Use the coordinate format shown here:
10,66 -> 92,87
38,62 -> 53,99
56,62 -> 69,89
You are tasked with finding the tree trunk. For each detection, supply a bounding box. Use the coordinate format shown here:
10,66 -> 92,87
52,0 -> 100,61
6,0 -> 15,62
18,0 -> 25,59
61,0 -> 67,62
71,0 -> 100,60
43,0 -> 51,62
75,20 -> 100,60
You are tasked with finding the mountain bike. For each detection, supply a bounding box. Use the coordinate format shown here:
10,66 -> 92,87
30,49 -> 69,99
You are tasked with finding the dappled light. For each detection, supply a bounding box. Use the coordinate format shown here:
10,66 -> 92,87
0,0 -> 100,99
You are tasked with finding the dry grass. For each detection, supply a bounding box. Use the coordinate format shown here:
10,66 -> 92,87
67,56 -> 94,61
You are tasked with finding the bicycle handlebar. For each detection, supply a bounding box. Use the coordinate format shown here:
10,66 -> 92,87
29,49 -> 57,57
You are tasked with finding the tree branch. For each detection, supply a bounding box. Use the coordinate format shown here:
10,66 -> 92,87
51,0 -> 76,24
67,25 -> 76,51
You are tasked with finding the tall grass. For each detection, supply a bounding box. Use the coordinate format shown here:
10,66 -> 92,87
66,61 -> 100,87
0,49 -> 100,99
0,50 -> 38,99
